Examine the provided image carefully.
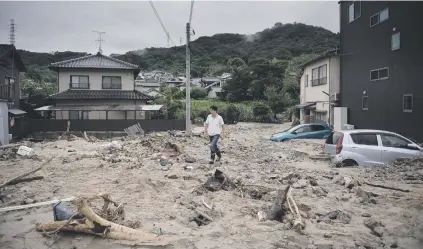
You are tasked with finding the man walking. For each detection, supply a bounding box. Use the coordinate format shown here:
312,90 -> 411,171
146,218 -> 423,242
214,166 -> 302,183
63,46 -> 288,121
204,106 -> 225,164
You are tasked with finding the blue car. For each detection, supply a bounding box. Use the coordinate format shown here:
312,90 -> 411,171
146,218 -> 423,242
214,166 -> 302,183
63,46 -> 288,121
270,123 -> 332,142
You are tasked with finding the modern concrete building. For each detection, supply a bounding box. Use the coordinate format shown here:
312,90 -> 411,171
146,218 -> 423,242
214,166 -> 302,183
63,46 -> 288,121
339,1 -> 423,142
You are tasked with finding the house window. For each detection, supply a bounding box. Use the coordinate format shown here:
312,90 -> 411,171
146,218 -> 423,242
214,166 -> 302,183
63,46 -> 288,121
102,76 -> 122,89
370,8 -> 389,27
392,32 -> 400,51
370,68 -> 389,81
70,76 -> 89,89
348,1 -> 361,23
403,94 -> 413,113
69,111 -> 79,120
305,75 -> 309,87
311,65 -> 327,86
362,96 -> 368,110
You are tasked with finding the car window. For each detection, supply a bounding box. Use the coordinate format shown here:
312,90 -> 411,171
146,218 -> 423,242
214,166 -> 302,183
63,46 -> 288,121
326,132 -> 342,145
295,126 -> 312,134
311,125 -> 325,131
380,134 -> 410,148
350,133 -> 378,146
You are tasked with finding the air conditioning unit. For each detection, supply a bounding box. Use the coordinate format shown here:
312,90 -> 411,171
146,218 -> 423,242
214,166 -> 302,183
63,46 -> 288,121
333,92 -> 341,102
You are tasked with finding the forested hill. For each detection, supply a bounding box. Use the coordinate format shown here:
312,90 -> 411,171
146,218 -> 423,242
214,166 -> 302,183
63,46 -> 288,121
17,22 -> 338,79
114,22 -> 339,77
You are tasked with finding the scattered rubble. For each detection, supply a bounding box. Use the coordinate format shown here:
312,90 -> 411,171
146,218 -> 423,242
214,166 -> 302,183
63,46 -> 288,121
0,123 -> 422,249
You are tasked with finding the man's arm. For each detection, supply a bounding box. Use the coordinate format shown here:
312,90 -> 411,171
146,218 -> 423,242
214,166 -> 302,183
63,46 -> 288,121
204,116 -> 209,137
220,116 -> 225,138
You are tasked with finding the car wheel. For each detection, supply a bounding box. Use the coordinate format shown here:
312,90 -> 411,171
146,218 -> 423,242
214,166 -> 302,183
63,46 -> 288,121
341,159 -> 358,167
281,138 -> 290,142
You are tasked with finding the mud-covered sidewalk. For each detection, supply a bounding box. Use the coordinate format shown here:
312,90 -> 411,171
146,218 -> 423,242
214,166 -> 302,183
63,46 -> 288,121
0,123 -> 422,249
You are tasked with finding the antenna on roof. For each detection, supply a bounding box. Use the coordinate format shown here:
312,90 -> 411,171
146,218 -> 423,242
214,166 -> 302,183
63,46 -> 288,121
92,30 -> 105,54
9,19 -> 16,45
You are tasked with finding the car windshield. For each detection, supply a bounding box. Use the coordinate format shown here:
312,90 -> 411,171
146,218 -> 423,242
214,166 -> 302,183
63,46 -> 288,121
283,125 -> 303,133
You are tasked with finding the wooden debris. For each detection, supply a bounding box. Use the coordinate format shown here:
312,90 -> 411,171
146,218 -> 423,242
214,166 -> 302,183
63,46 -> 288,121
365,182 -> 410,192
36,194 -> 178,246
202,197 -> 213,210
266,185 -> 290,221
0,156 -> 54,190
0,197 -> 75,213
8,176 -> 44,185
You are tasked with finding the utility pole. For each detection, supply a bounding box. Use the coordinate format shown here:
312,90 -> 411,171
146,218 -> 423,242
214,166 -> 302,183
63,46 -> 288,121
9,19 -> 15,45
185,22 -> 191,135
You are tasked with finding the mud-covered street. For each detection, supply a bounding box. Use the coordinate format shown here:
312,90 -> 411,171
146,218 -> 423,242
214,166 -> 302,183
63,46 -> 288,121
1,123 -> 422,249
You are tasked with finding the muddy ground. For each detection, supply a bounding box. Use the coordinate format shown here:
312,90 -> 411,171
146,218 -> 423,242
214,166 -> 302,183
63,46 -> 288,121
0,122 -> 422,249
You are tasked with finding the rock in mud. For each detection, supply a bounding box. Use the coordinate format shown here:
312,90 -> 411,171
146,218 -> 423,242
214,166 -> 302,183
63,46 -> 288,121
333,175 -> 345,185
160,157 -> 169,166
364,218 -> 384,237
361,213 -> 372,217
185,156 -> 196,163
311,186 -> 328,197
167,174 -> 178,179
292,179 -> 308,189
318,210 -> 351,224
315,241 -> 334,249
309,178 -> 318,186
22,198 -> 35,205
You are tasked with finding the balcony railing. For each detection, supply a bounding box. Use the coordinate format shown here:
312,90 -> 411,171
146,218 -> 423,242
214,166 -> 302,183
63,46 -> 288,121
0,84 -> 11,100
311,77 -> 327,86
70,83 -> 90,89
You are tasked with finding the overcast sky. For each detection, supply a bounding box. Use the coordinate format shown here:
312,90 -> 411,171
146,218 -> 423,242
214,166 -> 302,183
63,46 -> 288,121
0,1 -> 339,55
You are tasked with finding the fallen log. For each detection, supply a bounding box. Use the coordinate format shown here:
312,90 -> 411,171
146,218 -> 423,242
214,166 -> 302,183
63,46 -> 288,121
0,156 -> 54,190
365,182 -> 410,193
266,185 -> 291,221
36,194 -> 179,246
8,176 -> 44,185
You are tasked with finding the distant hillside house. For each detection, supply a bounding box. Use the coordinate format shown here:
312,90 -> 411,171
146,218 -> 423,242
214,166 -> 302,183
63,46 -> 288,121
298,48 -> 340,125
38,52 -> 154,120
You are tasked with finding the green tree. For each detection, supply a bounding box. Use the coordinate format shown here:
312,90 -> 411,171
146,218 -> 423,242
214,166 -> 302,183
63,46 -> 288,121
190,87 -> 208,100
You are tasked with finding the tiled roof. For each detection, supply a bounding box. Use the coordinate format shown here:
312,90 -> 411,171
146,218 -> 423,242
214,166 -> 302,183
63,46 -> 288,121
51,90 -> 152,100
301,48 -> 340,69
49,52 -> 139,70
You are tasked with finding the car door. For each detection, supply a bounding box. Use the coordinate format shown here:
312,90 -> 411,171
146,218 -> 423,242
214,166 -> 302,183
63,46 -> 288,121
293,125 -> 312,139
309,125 -> 329,139
349,132 -> 384,166
379,133 -> 422,164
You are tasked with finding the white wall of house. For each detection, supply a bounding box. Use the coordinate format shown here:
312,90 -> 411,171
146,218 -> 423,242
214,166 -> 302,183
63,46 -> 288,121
58,69 -> 135,92
0,101 -> 9,146
300,56 -> 340,125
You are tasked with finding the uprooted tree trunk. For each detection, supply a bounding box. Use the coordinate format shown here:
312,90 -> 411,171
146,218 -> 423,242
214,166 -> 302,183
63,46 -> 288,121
266,185 -> 291,221
36,193 -> 179,246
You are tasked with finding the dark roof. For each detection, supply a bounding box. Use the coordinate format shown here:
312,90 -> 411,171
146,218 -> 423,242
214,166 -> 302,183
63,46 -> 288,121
51,90 -> 152,100
0,44 -> 26,71
49,52 -> 139,71
301,48 -> 340,69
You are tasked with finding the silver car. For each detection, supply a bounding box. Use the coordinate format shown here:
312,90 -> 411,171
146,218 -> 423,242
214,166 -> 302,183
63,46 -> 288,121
324,129 -> 423,166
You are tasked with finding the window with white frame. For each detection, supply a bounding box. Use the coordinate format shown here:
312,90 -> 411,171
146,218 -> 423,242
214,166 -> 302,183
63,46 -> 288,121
70,75 -> 89,89
403,94 -> 413,112
362,96 -> 368,110
311,65 -> 327,86
102,76 -> 122,89
370,68 -> 389,81
348,1 -> 361,23
370,8 -> 389,27
391,32 -> 400,51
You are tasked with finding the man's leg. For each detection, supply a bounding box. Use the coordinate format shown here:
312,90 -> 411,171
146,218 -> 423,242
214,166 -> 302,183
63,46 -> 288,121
209,135 -> 219,163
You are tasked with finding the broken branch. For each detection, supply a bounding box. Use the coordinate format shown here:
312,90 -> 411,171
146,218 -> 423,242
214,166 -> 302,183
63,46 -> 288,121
202,197 -> 213,210
365,182 -> 410,192
8,176 -> 44,185
0,156 -> 54,190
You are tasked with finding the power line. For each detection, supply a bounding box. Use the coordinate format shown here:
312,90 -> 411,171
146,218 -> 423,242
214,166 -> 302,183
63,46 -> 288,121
149,0 -> 176,47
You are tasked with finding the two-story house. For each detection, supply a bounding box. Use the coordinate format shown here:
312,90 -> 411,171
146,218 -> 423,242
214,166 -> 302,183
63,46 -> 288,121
298,48 -> 340,125
339,1 -> 423,142
44,52 -> 152,120
0,44 -> 26,145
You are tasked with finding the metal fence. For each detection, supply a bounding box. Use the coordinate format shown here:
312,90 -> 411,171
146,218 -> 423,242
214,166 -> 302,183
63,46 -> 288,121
11,118 -> 185,138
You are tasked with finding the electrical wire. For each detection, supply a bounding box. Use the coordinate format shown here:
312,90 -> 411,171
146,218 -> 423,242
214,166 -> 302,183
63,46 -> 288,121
149,0 -> 176,47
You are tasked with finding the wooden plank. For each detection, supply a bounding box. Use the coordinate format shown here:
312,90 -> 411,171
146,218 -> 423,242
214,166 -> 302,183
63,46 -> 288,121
0,197 -> 76,213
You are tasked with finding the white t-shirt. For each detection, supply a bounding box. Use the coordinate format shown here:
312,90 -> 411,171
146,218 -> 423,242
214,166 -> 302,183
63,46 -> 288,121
205,114 -> 224,136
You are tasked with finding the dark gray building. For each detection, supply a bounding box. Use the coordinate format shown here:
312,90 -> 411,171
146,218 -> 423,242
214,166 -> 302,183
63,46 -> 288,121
339,1 -> 423,142
0,44 -> 25,107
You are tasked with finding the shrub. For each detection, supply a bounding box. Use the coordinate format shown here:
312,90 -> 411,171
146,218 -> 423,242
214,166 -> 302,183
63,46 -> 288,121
167,101 -> 183,119
191,87 -> 208,100
225,104 -> 241,124
252,102 -> 271,117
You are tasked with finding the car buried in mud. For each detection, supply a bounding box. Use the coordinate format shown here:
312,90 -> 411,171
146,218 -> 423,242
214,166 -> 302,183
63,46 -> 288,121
270,123 -> 332,142
324,129 -> 423,166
